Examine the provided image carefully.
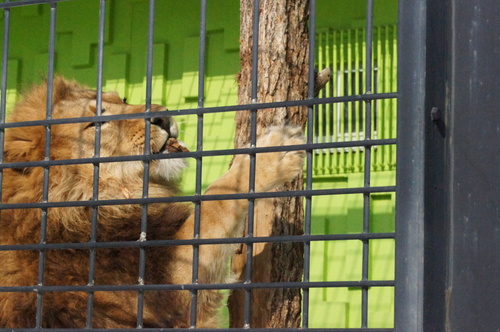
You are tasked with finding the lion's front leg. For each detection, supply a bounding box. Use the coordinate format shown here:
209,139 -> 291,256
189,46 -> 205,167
171,126 -> 305,287
252,125 -> 306,192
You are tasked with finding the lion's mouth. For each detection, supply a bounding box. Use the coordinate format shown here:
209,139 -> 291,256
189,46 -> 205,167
157,138 -> 189,154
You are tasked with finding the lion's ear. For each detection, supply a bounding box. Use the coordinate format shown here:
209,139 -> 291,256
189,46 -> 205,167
4,127 -> 45,164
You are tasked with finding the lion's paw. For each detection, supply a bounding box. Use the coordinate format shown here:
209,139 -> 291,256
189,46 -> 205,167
254,126 -> 305,191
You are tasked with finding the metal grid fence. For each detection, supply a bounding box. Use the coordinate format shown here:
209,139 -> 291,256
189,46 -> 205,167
0,0 -> 397,330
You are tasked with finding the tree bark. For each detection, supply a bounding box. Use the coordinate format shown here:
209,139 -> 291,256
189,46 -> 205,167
228,0 -> 310,328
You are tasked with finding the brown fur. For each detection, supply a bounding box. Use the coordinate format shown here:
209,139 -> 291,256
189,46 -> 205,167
0,77 -> 305,328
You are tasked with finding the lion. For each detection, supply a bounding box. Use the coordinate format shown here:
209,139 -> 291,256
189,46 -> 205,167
0,77 -> 305,328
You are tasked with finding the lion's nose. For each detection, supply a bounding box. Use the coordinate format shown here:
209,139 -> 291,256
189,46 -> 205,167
151,116 -> 178,138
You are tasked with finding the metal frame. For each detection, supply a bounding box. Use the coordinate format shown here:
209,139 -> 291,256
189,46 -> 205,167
0,0 -> 400,330
396,0 -> 500,332
394,0 -> 428,329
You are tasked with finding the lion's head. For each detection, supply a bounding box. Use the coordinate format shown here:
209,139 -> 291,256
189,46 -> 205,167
2,77 -> 190,244
4,77 -> 188,196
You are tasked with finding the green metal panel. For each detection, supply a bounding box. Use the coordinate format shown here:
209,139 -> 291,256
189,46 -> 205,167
0,0 -> 397,328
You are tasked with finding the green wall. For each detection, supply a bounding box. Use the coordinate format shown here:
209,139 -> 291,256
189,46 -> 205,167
1,0 -> 397,328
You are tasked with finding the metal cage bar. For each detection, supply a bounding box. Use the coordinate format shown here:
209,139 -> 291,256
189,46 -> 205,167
189,0 -> 207,327
361,0 -> 374,328
0,0 -> 10,210
0,279 -> 394,296
0,183 -> 397,211
0,92 -> 397,130
0,231 -> 396,254
302,0 -> 317,327
0,137 -> 396,175
35,1 -> 57,327
1,328 -> 394,332
0,8 -> 10,327
0,1 -> 400,330
242,0 -> 261,327
135,0 -> 157,327
394,0 -> 426,330
85,0 -> 107,327
0,0 -> 70,9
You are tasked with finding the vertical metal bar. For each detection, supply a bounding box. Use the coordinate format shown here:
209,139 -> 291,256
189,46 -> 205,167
136,0 -> 155,327
0,10 -> 10,320
35,1 -> 57,327
86,0 -> 106,328
399,0 -> 451,330
0,2 -> 10,206
303,0 -> 316,328
243,0 -> 260,327
395,0 -> 427,330
361,0 -> 374,328
189,0 -> 206,327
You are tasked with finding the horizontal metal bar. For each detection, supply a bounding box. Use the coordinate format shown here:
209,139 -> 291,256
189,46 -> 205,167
0,279 -> 395,294
0,0 -> 70,9
0,92 -> 398,130
0,185 -> 395,210
0,232 -> 395,252
0,138 -> 397,170
0,328 -> 394,332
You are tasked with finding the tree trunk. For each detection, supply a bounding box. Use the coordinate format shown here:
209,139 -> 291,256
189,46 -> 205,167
228,0 -> 310,328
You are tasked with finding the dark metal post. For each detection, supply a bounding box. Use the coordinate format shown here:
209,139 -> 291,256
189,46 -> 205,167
444,0 -> 500,331
396,0 -> 449,330
397,0 -> 499,331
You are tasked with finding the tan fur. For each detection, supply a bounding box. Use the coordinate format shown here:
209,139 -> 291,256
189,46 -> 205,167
0,77 -> 305,328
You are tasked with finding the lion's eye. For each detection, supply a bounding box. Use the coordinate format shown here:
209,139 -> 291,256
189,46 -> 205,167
85,121 -> 110,129
85,109 -> 110,129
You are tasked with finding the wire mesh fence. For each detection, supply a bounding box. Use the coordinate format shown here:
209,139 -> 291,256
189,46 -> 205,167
0,0 -> 397,330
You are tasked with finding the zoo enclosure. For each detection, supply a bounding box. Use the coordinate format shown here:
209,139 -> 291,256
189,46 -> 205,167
0,0 -> 498,331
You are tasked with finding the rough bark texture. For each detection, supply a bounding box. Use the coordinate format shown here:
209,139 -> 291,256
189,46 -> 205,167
228,0 -> 310,328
